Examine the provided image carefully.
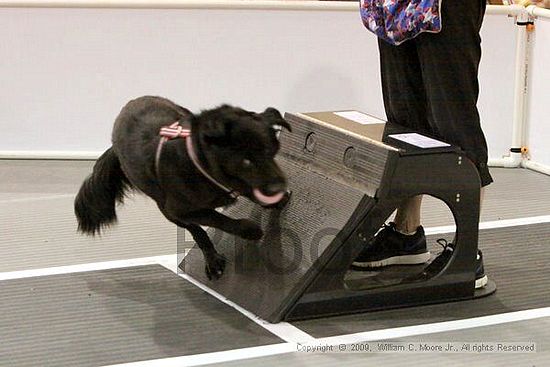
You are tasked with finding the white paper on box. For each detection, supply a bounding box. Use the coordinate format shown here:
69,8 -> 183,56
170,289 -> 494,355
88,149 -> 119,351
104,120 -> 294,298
334,111 -> 385,125
387,133 -> 451,149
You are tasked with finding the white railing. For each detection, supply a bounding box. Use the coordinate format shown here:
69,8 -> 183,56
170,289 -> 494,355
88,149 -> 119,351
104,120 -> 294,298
0,1 -> 527,14
488,4 -> 550,175
0,0 -> 360,10
527,4 -> 550,19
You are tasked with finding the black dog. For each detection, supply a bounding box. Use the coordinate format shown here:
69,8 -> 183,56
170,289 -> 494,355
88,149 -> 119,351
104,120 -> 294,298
74,96 -> 291,279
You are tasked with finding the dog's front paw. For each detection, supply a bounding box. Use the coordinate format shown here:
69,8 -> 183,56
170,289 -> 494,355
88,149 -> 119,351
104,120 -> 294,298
237,219 -> 264,240
205,253 -> 226,281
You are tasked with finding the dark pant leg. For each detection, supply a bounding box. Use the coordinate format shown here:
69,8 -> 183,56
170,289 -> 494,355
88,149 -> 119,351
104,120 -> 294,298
415,0 -> 493,186
378,38 -> 432,136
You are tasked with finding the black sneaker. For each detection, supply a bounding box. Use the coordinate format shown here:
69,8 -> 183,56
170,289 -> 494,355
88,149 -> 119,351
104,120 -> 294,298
475,249 -> 488,289
352,222 -> 431,268
413,239 -> 488,289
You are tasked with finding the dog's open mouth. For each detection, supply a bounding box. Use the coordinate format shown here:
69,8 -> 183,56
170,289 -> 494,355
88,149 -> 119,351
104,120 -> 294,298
253,188 -> 286,206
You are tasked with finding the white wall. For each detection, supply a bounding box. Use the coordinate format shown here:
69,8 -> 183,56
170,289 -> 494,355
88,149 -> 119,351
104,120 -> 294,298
0,7 -> 518,158
479,14 -> 518,160
527,18 -> 550,167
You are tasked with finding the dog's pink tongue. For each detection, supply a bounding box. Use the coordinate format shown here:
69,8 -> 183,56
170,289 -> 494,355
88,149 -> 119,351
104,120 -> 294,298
253,188 -> 285,205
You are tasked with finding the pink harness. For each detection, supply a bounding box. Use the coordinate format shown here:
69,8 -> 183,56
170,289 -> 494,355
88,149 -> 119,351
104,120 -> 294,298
155,121 -> 239,199
159,121 -> 191,140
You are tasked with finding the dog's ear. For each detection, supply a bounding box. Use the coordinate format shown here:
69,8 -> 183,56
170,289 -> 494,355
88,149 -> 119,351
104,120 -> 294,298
196,116 -> 232,146
261,107 -> 292,132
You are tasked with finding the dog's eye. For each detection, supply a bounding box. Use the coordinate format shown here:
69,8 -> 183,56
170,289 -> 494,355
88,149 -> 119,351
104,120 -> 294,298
242,159 -> 252,168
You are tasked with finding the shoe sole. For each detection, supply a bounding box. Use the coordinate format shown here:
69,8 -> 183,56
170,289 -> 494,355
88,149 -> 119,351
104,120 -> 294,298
475,275 -> 488,289
352,252 -> 431,269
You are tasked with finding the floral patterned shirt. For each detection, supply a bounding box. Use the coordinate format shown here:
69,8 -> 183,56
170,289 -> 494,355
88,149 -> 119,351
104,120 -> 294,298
360,0 -> 443,45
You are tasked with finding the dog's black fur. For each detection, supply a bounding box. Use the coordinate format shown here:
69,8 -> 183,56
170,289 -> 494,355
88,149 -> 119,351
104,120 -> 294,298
74,96 -> 291,279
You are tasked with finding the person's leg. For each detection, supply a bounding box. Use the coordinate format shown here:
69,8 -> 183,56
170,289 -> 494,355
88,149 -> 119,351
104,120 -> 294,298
406,1 -> 491,288
392,0 -> 491,233
355,0 -> 491,269
415,0 -> 493,187
393,196 -> 423,235
378,37 -> 432,236
353,39 -> 430,268
378,37 -> 433,138
395,187 -> 485,237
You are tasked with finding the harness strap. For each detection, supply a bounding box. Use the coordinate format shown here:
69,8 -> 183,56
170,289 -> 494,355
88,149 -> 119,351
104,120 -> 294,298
154,120 -> 239,199
160,121 -> 191,139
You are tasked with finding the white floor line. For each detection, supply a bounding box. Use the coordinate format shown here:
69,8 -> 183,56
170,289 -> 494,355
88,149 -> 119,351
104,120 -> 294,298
156,256 -> 316,344
317,307 -> 550,346
0,253 -> 312,358
1,214 -> 549,366
101,343 -> 295,367
424,214 -> 550,236
0,193 -> 75,204
99,307 -> 550,367
0,255 -> 173,281
2,251 -> 550,366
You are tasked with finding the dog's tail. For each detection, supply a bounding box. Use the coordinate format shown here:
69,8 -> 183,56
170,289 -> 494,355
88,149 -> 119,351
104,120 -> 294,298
74,147 -> 131,235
